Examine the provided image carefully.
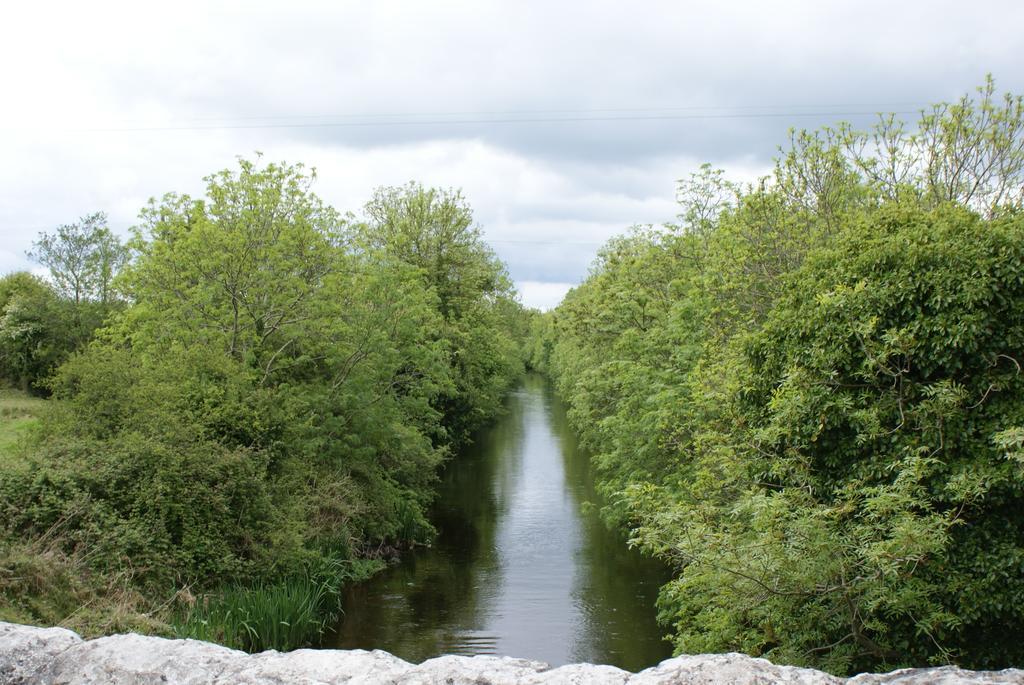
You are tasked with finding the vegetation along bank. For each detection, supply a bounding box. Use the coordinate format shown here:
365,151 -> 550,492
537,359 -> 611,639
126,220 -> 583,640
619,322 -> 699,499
526,78 -> 1024,675
0,160 -> 532,651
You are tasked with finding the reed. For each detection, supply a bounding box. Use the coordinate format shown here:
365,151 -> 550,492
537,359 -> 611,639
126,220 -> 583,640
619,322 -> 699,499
173,575 -> 338,653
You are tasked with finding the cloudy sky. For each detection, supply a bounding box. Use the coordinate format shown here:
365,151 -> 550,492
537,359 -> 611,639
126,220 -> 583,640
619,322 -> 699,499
2,1 -> 1022,309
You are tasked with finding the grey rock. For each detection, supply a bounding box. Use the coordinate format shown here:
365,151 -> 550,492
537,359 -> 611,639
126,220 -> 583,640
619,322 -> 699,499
2,621 -> 1023,685
400,654 -> 548,684
227,648 -> 411,684
521,663 -> 631,684
48,633 -> 248,684
0,623 -> 81,685
629,653 -> 843,685
849,665 -> 1024,684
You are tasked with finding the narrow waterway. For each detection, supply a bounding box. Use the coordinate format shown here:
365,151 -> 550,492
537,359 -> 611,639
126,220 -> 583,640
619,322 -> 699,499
330,374 -> 672,670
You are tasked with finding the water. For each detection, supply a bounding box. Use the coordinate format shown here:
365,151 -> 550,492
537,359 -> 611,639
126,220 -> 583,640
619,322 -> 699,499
329,374 -> 672,670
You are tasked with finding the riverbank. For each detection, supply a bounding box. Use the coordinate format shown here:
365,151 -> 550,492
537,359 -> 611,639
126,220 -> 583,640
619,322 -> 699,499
4,621 -> 1022,684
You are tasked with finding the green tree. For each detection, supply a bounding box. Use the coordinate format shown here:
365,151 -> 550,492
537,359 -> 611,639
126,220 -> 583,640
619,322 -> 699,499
632,205 -> 1024,672
0,273 -> 68,391
362,184 -> 510,321
28,212 -> 127,306
125,159 -> 344,366
4,159 -> 458,595
538,80 -> 1024,673
1,157 -> 531,646
113,158 -> 453,553
361,183 -> 524,444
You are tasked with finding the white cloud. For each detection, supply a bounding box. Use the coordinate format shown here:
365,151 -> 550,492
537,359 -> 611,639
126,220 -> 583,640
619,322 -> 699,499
518,282 -> 576,311
1,0 -> 1022,295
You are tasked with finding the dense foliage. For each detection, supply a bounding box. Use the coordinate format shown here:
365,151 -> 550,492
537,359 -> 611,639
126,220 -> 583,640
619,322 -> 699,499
360,183 -> 529,445
0,214 -> 127,393
536,80 -> 1024,673
0,159 -> 526,645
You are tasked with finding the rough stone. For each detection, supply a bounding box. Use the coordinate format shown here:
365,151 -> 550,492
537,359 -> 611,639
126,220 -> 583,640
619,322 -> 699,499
1,621 -> 1022,685
0,623 -> 81,685
48,633 -> 248,684
520,663 -> 631,685
848,665 -> 1024,684
629,653 -> 844,685
400,654 -> 548,684
230,648 -> 411,684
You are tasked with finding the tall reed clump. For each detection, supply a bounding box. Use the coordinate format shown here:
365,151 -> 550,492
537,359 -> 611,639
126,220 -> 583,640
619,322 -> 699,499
173,576 -> 337,653
172,559 -> 383,652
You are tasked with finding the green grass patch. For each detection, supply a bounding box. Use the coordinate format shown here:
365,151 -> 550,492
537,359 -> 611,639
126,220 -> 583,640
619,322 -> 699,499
0,388 -> 46,466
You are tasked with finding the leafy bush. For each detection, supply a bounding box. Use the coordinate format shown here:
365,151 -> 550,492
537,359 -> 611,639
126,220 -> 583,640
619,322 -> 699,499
633,205 -> 1024,672
540,81 -> 1024,673
0,158 -> 528,647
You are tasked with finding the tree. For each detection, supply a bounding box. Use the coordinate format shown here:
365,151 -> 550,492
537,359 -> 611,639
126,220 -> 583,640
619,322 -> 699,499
28,212 -> 127,305
362,184 -> 513,321
0,272 -> 67,391
776,75 -> 1024,219
126,158 -> 345,368
1,157 -> 533,646
13,158 -> 458,589
539,80 -> 1024,673
640,205 -> 1024,672
360,183 -> 524,444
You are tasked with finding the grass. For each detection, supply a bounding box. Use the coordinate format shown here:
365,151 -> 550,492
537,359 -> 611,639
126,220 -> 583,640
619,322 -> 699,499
0,527 -> 167,639
0,388 -> 46,465
0,389 -> 167,638
172,576 -> 339,653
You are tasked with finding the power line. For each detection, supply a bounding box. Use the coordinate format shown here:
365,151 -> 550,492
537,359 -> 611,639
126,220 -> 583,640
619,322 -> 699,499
6,108 -> 923,134
81,110 -> 920,132
132,101 -> 933,124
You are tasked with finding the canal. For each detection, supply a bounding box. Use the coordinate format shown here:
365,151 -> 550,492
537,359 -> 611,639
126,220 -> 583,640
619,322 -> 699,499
329,374 -> 672,670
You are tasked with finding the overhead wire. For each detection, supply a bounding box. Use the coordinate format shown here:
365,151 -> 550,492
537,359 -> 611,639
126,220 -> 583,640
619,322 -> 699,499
70,110 -> 920,133
4,100 -> 932,249
117,101 -> 932,124
2,101 -> 931,133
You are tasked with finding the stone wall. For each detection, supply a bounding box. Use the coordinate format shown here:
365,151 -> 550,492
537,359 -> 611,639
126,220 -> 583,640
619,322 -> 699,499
2,621 -> 1021,684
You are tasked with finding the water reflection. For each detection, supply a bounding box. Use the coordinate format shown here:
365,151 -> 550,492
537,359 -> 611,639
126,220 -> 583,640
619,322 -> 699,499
329,375 -> 671,670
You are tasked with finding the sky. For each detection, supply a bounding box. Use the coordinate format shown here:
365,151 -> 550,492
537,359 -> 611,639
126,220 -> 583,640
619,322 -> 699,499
1,1 -> 1022,310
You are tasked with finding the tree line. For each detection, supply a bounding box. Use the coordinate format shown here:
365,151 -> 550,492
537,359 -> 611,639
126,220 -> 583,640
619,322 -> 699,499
529,77 -> 1024,674
0,159 -> 530,644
